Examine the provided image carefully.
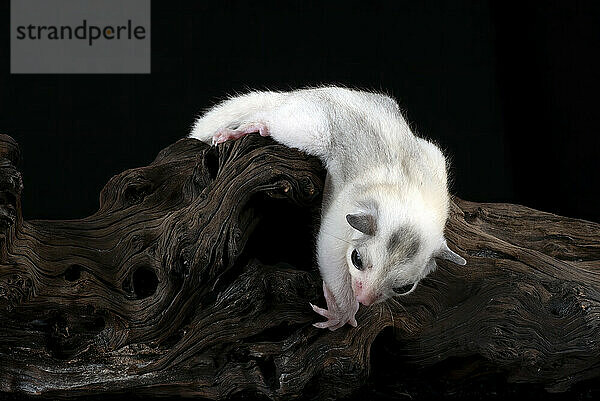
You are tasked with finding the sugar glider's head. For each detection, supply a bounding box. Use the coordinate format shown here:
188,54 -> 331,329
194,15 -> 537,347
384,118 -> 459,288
344,195 -> 466,306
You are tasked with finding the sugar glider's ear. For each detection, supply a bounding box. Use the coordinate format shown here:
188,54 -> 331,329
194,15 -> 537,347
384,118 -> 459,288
346,213 -> 377,236
435,239 -> 467,265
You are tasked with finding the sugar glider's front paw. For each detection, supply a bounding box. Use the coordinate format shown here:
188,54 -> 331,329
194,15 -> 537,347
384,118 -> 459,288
310,281 -> 359,331
212,122 -> 269,145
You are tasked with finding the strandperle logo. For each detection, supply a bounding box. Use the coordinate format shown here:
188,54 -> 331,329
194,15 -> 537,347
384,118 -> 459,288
15,20 -> 147,47
11,0 -> 150,74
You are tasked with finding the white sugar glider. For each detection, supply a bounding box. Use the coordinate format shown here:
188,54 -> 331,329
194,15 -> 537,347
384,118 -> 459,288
189,86 -> 466,330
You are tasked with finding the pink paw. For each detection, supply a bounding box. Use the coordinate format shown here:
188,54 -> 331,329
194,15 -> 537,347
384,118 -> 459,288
212,122 -> 269,145
310,282 -> 359,331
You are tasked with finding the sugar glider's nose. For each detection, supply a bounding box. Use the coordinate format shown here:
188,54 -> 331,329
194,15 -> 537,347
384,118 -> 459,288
357,292 -> 382,306
353,279 -> 380,306
357,293 -> 378,306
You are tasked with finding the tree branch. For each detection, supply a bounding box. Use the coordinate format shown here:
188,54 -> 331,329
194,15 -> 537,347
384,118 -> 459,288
0,134 -> 598,399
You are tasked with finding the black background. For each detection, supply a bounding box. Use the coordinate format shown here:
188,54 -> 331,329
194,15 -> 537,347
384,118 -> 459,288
0,1 -> 598,222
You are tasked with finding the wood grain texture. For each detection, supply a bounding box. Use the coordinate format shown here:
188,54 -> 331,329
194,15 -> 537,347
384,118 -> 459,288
0,133 -> 598,399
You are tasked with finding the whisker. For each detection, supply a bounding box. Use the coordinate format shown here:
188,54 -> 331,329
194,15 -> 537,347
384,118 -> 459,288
423,276 -> 446,286
321,231 -> 353,245
386,301 -> 396,329
390,297 -> 408,315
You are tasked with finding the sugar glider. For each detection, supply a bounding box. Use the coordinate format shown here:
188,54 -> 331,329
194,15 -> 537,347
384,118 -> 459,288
189,86 -> 466,331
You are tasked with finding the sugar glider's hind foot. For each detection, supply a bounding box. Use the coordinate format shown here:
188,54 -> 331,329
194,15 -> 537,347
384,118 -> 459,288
212,122 -> 270,145
310,281 -> 359,331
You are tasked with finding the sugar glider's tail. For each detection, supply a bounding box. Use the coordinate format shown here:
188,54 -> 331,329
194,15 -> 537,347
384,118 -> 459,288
189,91 -> 285,143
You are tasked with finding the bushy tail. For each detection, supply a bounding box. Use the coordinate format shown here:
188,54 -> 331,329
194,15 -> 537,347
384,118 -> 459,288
189,91 -> 284,143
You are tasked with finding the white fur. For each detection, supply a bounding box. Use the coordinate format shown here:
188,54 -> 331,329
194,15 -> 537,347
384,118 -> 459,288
190,86 -> 465,329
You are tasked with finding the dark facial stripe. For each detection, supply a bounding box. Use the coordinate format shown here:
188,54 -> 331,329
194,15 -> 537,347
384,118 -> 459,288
404,236 -> 420,259
387,227 -> 420,260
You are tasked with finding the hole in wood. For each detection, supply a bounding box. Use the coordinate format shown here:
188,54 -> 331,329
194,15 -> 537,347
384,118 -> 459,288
240,193 -> 319,270
0,190 -> 16,207
122,177 -> 154,207
204,146 -> 220,179
255,355 -> 279,390
90,316 -> 106,332
132,266 -> 159,299
64,265 -> 82,282
44,311 -> 108,360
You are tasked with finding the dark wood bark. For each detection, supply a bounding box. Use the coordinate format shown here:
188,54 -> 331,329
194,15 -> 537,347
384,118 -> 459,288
0,133 -> 598,399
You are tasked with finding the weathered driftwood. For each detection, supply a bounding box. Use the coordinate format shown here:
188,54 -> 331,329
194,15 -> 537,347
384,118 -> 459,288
0,133 -> 598,400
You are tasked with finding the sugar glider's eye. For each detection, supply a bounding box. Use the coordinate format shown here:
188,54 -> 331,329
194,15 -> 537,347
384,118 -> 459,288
351,249 -> 364,270
393,283 -> 415,295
